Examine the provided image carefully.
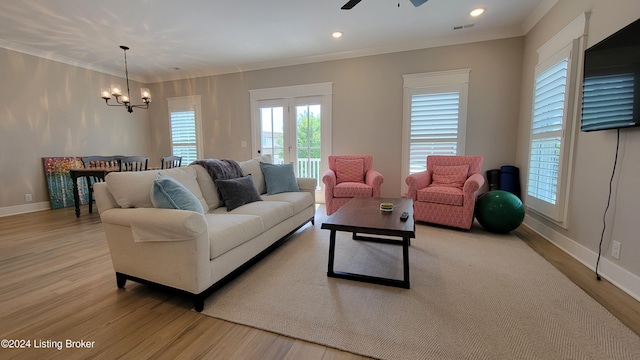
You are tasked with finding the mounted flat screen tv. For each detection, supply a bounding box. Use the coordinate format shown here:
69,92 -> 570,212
581,18 -> 640,132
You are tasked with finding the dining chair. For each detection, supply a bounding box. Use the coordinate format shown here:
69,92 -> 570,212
119,156 -> 149,172
161,155 -> 182,169
81,156 -> 120,214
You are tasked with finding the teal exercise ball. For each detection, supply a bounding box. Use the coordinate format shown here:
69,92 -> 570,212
475,190 -> 525,233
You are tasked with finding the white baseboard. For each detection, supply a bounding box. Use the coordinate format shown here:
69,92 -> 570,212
524,214 -> 640,302
0,202 -> 51,217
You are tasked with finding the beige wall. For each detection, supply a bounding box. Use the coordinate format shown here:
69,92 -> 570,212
0,48 -> 151,211
517,0 -> 640,287
147,37 -> 524,198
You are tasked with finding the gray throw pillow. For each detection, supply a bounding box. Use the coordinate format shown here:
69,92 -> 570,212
215,175 -> 263,211
260,162 -> 300,195
151,174 -> 205,213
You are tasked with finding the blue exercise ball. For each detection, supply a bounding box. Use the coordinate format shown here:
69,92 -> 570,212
475,190 -> 525,233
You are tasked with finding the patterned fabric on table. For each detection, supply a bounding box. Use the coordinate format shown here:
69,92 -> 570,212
405,155 -> 484,230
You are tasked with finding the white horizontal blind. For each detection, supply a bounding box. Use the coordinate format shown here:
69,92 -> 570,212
528,58 -> 568,207
401,70 -> 469,195
581,73 -> 635,131
526,13 -> 587,226
409,92 -> 460,173
167,95 -> 202,165
170,110 -> 198,164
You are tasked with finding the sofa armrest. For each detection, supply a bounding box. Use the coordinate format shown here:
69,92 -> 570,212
405,170 -> 432,199
100,207 -> 207,242
94,182 -> 118,215
297,177 -> 317,192
99,207 -> 211,294
297,177 -> 317,203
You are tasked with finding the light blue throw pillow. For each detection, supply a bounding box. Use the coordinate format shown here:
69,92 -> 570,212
151,174 -> 205,213
259,162 -> 300,195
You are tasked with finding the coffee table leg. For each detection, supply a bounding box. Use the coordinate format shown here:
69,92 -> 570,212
327,230 -> 337,276
403,236 -> 410,288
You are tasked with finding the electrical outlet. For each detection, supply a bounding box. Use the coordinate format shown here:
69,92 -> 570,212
611,240 -> 621,260
24,194 -> 32,202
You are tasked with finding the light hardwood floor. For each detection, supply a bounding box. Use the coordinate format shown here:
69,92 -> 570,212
0,206 -> 638,359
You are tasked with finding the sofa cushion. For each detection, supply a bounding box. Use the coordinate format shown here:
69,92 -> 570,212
431,164 -> 469,188
262,191 -> 314,214
206,213 -> 264,259
212,200 -> 293,231
335,158 -> 364,184
215,175 -> 263,211
333,182 -> 373,198
239,154 -> 273,194
106,167 -> 209,212
191,164 -> 222,210
417,186 -> 464,206
151,174 -> 205,213
260,162 -> 300,195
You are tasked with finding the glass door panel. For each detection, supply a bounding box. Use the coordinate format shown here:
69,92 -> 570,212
259,105 -> 285,164
295,104 -> 322,188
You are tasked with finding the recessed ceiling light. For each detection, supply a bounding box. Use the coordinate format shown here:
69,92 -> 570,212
332,31 -> 343,39
470,8 -> 485,17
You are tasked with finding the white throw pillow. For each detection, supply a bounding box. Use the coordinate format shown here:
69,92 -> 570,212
239,154 -> 272,194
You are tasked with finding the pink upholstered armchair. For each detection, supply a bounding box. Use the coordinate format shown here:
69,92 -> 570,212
405,155 -> 484,230
322,155 -> 384,215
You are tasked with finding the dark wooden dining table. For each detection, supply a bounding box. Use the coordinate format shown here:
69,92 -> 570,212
69,167 -> 119,217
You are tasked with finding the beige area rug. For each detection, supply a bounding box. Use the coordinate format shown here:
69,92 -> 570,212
201,213 -> 640,359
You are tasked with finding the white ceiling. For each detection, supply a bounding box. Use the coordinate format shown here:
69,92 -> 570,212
0,0 -> 555,83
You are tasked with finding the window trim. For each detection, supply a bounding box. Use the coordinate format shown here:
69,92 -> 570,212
525,13 -> 588,228
167,95 -> 203,164
249,83 -> 332,175
401,69 -> 470,195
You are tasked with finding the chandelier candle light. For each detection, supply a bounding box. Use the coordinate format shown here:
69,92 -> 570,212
101,45 -> 151,113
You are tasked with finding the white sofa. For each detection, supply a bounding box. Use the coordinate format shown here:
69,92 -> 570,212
93,155 -> 316,311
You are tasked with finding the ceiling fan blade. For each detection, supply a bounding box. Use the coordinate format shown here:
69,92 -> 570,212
409,0 -> 428,7
341,0 -> 362,10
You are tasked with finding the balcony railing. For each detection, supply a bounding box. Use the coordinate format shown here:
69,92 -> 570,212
297,158 -> 322,189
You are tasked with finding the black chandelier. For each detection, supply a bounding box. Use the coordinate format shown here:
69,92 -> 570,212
101,45 -> 151,113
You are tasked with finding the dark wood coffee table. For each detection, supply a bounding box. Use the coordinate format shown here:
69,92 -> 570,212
321,197 -> 415,289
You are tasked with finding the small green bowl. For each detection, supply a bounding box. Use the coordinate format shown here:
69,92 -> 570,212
380,202 -> 393,211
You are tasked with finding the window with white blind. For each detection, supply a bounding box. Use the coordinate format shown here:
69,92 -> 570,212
528,58 -> 568,208
526,13 -> 587,225
167,95 -> 203,165
401,69 -> 470,194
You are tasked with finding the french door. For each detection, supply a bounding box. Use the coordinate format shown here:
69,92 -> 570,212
250,83 -> 332,197
255,97 -> 323,188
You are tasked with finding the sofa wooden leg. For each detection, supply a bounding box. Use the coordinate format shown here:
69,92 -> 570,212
116,272 -> 127,288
